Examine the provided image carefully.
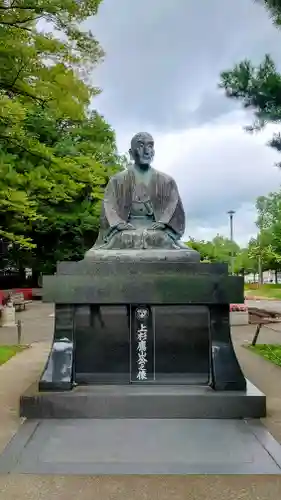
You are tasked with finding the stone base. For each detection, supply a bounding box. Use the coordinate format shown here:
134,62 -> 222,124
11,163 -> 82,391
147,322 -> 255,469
20,381 -> 265,419
84,247 -> 200,261
1,418 -> 281,474
41,260 -> 246,393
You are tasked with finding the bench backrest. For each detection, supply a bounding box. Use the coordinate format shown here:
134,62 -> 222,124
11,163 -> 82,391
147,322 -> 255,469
10,292 -> 24,304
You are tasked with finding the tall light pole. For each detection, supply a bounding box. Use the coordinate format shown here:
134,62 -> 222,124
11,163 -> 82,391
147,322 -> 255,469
227,210 -> 235,275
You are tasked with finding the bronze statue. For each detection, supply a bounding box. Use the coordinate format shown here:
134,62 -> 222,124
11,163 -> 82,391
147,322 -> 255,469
86,132 -> 196,253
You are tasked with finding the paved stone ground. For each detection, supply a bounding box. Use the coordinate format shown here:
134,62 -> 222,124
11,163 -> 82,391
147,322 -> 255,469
246,299 -> 281,313
0,341 -> 51,454
0,475 -> 280,500
1,418 -> 281,475
232,323 -> 281,444
0,302 -> 54,346
0,303 -> 281,497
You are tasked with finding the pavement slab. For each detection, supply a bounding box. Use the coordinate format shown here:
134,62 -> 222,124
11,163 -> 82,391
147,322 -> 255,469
2,306 -> 281,498
0,475 -> 281,500
1,418 -> 281,475
0,302 -> 54,346
246,299 -> 281,314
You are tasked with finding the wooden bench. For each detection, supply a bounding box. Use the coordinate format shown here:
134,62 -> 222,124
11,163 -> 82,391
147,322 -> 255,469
248,307 -> 281,346
10,292 -> 31,312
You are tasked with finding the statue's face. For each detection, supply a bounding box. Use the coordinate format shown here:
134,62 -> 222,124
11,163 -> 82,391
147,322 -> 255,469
130,132 -> 155,169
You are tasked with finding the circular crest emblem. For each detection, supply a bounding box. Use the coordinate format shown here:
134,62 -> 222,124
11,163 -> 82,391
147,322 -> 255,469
135,307 -> 149,321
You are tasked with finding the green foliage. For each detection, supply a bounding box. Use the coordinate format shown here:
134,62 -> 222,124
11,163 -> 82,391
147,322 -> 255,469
220,55 -> 281,140
186,234 -> 261,275
256,0 -> 281,26
219,1 -> 281,165
5,105 -> 121,273
203,1 -> 281,278
0,0 -> 123,272
187,235 -> 241,269
248,344 -> 281,367
186,188 -> 281,277
233,246 -> 258,275
249,191 -> 281,272
187,239 -> 216,262
245,283 -> 281,298
0,345 -> 27,366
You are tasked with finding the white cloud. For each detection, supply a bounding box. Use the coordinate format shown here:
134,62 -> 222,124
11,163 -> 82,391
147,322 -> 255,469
88,0 -> 281,245
187,204 -> 258,245
117,113 -> 281,245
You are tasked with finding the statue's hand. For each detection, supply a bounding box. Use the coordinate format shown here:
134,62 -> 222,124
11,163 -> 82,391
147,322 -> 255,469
150,222 -> 166,230
116,222 -> 136,231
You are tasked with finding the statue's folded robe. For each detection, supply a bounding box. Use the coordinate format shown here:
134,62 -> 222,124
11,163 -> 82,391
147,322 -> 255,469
94,168 -> 185,248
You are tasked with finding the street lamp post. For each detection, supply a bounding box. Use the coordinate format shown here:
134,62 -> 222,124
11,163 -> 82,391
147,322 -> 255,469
227,210 -> 235,275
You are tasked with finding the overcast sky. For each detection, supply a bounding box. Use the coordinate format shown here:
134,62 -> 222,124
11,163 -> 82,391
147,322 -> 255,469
86,0 -> 281,245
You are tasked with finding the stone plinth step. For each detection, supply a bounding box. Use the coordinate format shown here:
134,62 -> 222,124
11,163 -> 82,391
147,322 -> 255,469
20,381 -> 265,419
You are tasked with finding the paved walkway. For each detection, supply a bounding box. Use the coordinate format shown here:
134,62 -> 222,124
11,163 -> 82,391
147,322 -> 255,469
0,341 -> 51,454
0,309 -> 281,497
246,299 -> 281,313
232,324 -> 281,443
0,475 -> 280,500
2,417 -> 281,475
0,302 -> 53,346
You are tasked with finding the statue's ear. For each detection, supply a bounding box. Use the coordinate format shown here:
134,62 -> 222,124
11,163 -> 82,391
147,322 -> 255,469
129,148 -> 134,160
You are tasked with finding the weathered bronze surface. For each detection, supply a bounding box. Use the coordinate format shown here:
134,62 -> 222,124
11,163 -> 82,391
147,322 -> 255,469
86,132 -> 199,258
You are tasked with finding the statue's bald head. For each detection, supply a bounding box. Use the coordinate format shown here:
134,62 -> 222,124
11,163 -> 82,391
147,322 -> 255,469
131,132 -> 153,150
129,132 -> 155,169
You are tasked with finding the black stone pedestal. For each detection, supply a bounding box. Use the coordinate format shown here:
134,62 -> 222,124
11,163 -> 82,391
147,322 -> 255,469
73,304 -> 210,386
38,257 -> 246,392
20,253 -> 268,419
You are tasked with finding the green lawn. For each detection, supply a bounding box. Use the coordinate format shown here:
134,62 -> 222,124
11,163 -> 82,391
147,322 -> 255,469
245,283 -> 281,299
247,344 -> 281,367
0,345 -> 27,366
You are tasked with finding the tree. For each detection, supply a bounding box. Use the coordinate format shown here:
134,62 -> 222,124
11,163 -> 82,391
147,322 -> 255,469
219,55 -> 281,164
187,238 -> 216,262
0,1 -> 123,275
233,246 -> 258,276
0,0 -> 104,148
187,235 -> 261,276
219,0 -> 281,166
187,235 -> 240,268
232,191 -> 281,282
0,0 -> 104,247
218,1 -> 281,280
212,234 -> 240,265
255,191 -> 281,275
257,0 -> 281,24
4,105 -> 122,275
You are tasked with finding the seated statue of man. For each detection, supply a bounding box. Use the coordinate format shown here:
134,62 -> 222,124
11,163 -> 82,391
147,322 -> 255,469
86,132 -> 196,253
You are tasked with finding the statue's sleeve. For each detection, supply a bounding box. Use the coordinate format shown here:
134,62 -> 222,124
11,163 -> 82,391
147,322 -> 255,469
158,179 -> 185,237
103,178 -> 125,228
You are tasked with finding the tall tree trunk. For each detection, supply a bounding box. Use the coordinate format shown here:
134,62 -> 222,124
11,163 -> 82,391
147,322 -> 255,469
32,269 -> 40,287
258,255 -> 263,285
18,265 -> 26,287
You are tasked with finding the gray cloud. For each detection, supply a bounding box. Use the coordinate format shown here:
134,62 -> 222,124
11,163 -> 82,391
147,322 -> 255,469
88,0 -> 281,130
152,118 -> 281,222
86,0 -> 281,244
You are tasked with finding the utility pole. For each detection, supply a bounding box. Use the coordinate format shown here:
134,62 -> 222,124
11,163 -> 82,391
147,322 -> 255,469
227,210 -> 235,275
